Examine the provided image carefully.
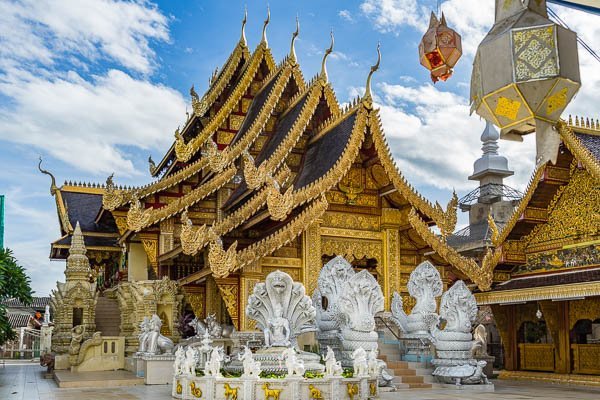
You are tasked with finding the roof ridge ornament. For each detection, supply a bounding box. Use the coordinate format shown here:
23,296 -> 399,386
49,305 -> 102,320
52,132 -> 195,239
240,6 -> 248,46
364,42 -> 381,102
289,16 -> 299,64
261,6 -> 270,47
38,156 -> 58,196
320,30 -> 334,82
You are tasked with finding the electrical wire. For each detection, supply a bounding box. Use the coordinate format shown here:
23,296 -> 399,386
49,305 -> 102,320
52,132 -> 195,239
548,6 -> 600,64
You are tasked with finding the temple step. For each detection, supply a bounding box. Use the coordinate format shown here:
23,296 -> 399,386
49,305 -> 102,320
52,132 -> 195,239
95,295 -> 121,336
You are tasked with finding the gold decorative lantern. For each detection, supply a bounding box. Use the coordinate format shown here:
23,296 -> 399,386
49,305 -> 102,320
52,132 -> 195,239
471,0 -> 581,164
419,12 -> 462,83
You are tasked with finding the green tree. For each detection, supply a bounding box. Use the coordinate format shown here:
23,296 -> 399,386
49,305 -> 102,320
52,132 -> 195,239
0,248 -> 33,345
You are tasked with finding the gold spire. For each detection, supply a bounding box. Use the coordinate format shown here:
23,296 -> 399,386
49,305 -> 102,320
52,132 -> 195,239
364,42 -> 381,101
240,6 -> 247,45
38,156 -> 58,196
289,16 -> 299,64
65,221 -> 91,281
261,6 -> 270,47
320,30 -> 334,82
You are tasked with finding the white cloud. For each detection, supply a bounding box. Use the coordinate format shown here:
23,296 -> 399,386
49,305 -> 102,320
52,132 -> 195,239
0,69 -> 186,176
372,82 -> 536,192
360,0 -> 428,34
0,0 -> 170,74
338,9 -> 355,23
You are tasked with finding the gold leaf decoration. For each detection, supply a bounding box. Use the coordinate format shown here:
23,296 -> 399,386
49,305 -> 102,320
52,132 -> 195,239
127,195 -> 153,232
180,210 -> 210,256
488,211 -> 500,246
266,181 -> 294,221
243,151 -> 267,190
102,174 -> 125,211
208,239 -> 238,278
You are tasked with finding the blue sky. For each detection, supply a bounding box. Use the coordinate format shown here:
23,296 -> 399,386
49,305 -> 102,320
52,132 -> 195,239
0,0 -> 598,296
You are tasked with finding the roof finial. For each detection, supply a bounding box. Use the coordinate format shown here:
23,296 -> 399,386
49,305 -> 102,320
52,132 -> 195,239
320,30 -> 334,82
240,6 -> 247,45
261,6 -> 270,47
38,156 -> 58,196
289,15 -> 300,64
364,42 -> 381,100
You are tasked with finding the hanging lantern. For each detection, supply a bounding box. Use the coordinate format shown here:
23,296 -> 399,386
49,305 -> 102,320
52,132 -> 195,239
470,0 -> 581,164
418,12 -> 462,83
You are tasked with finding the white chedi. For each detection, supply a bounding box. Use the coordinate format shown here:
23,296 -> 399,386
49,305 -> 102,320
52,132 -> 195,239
390,260 -> 442,337
281,347 -> 305,376
246,270 -> 317,348
238,346 -> 261,377
351,348 -> 369,377
323,346 -> 343,377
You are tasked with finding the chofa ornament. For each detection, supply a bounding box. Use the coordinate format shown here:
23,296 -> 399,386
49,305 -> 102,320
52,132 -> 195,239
246,270 -> 317,348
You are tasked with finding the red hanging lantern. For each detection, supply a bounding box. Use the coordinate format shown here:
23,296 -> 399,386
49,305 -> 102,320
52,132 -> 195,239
418,12 -> 462,83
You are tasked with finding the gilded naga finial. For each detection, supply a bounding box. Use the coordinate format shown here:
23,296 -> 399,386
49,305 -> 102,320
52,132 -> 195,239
364,42 -> 381,101
289,16 -> 300,64
320,30 -> 334,82
38,156 -> 58,196
261,6 -> 270,47
240,6 -> 248,45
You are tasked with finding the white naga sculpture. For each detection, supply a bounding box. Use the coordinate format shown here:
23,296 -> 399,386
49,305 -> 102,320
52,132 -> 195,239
139,314 -> 174,355
471,324 -> 488,357
238,345 -> 262,377
281,347 -> 305,376
246,270 -> 317,348
430,281 -> 489,385
390,260 -> 442,337
338,270 -> 384,355
204,346 -> 225,377
314,256 -> 356,336
323,346 -> 343,377
351,348 -> 369,377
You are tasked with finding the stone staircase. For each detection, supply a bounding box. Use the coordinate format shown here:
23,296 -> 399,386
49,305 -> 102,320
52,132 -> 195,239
95,295 -> 121,336
378,327 -> 435,390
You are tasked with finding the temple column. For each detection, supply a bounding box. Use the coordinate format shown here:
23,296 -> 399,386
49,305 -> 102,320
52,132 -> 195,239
382,209 -> 401,310
491,304 -> 517,370
139,233 -> 159,279
214,277 -> 240,330
539,300 -> 570,373
302,220 -> 322,296
240,261 -> 262,331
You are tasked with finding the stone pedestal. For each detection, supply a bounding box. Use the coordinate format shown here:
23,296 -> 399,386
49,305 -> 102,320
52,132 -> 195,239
142,354 -> 175,384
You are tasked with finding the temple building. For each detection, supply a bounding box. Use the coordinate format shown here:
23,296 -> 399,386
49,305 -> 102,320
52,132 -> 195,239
43,16 -> 503,355
474,117 -> 600,384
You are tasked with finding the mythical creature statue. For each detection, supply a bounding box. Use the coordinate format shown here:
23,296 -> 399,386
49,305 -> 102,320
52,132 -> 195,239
183,346 -> 197,376
238,345 -> 261,377
323,346 -> 343,377
430,281 -> 488,385
69,325 -> 85,356
188,316 -> 206,338
205,313 -> 223,338
351,348 -> 368,377
173,346 -> 186,375
144,314 -> 174,355
471,324 -> 488,357
390,260 -> 442,336
315,256 -> 355,334
246,270 -> 317,348
281,347 -> 305,376
204,346 -> 225,377
367,349 -> 379,377
338,270 -> 384,356
40,353 -> 55,373
138,317 -> 151,353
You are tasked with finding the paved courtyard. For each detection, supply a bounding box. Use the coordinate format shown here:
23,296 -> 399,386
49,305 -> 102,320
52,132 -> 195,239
2,363 -> 600,399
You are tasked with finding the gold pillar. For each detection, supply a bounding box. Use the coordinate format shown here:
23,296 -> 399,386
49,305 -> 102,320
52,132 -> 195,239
539,300 -> 570,374
491,304 -> 517,371
240,261 -> 261,331
381,208 -> 401,310
302,220 -> 322,296
214,277 -> 240,330
139,234 -> 159,278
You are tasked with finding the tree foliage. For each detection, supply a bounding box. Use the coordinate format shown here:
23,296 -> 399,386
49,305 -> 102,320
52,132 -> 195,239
0,248 -> 33,345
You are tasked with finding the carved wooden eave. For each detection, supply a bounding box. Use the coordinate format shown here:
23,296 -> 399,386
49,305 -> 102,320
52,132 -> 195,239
559,120 -> 600,181
102,55 -> 301,214
152,39 -> 251,176
174,42 -> 277,163
369,110 -> 458,234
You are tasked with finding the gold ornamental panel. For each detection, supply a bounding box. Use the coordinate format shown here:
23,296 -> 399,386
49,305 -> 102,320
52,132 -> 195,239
569,297 -> 600,329
321,237 -> 383,263
518,344 -> 555,372
321,211 -> 379,231
571,344 -> 600,375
